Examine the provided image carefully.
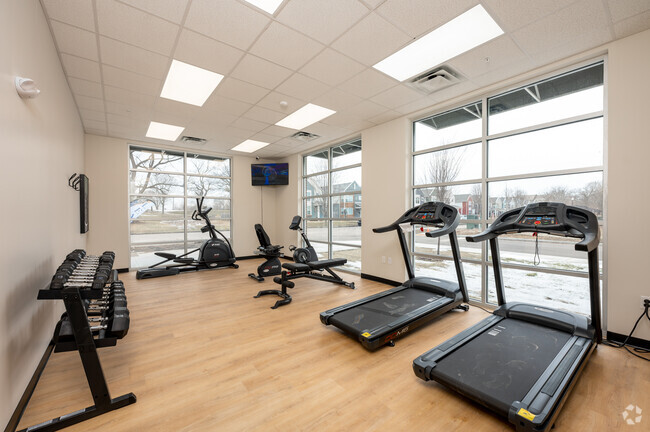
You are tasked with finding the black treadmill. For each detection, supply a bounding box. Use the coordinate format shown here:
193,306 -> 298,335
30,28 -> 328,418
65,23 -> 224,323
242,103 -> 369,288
413,202 -> 601,432
320,202 -> 469,350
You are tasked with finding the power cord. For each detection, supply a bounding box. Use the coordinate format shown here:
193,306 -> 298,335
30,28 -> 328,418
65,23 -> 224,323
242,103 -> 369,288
603,299 -> 650,361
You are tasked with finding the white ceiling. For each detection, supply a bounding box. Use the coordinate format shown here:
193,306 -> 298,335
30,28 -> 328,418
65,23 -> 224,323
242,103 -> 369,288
41,0 -> 650,158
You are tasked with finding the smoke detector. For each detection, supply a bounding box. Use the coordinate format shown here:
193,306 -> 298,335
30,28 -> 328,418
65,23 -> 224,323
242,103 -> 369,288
290,131 -> 320,142
181,135 -> 207,144
406,66 -> 464,95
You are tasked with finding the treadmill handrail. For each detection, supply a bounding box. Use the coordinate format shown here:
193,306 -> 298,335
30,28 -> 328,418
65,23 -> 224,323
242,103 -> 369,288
466,202 -> 600,252
372,202 -> 460,237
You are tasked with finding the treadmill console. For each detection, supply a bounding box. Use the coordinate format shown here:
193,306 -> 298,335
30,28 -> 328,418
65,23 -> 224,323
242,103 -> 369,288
412,203 -> 441,224
372,201 -> 460,239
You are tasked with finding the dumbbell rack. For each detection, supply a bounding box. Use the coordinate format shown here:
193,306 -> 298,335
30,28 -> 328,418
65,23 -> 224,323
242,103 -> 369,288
10,250 -> 136,432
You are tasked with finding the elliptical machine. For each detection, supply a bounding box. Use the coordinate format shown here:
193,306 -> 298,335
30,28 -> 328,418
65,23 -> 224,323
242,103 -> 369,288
136,197 -> 238,279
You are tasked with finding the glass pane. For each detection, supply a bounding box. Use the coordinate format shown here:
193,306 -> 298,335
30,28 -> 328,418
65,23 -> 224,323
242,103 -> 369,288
187,219 -> 231,241
487,266 -> 591,317
129,147 -> 184,172
187,176 -> 231,198
413,143 -> 481,185
487,172 -> 603,221
332,140 -> 362,169
129,196 -> 184,220
488,118 -> 603,177
309,241 -> 329,260
304,174 -> 328,197
332,220 -> 361,245
186,155 -> 230,176
332,195 -> 361,218
187,198 -> 231,220
414,102 -> 482,151
489,63 -> 604,135
129,172 -> 184,195
333,246 -> 361,272
331,167 -> 361,194
414,183 -> 482,219
304,197 -> 329,218
305,219 -> 328,242
413,223 -> 482,260
414,257 -> 481,301
130,242 -> 185,268
304,150 -> 329,175
130,220 -> 184,244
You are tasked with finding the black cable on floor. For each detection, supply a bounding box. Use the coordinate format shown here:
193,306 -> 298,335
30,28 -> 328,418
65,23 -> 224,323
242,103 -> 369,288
603,301 -> 650,361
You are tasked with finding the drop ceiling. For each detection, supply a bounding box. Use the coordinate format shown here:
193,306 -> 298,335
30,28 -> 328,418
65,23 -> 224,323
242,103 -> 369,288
41,0 -> 650,158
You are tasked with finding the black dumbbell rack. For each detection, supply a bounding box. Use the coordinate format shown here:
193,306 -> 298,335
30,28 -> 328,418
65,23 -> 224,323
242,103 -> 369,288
8,250 -> 136,432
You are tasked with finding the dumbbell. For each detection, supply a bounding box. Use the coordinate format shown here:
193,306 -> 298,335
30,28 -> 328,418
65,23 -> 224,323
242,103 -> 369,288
90,312 -> 130,339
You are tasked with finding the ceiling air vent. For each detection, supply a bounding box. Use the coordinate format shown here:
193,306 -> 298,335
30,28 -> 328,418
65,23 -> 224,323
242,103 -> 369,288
181,135 -> 207,144
290,131 -> 320,142
406,66 -> 464,95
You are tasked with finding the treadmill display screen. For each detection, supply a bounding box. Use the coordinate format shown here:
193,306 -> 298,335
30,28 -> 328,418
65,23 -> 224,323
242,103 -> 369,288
521,216 -> 558,226
414,211 -> 437,223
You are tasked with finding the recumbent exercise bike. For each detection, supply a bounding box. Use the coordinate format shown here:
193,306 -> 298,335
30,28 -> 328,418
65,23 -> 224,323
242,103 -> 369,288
248,224 -> 283,282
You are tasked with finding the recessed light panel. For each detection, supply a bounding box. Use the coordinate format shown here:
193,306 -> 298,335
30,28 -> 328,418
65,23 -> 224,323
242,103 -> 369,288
160,60 -> 224,106
373,5 -> 504,81
146,121 -> 185,141
244,0 -> 284,14
275,103 -> 336,130
231,140 -> 270,153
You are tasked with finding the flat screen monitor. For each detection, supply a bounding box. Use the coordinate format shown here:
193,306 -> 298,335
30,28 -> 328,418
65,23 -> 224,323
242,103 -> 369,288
251,163 -> 289,186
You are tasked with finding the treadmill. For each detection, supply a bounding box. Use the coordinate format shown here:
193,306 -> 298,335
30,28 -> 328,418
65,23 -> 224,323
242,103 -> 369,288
413,202 -> 601,432
320,202 -> 469,350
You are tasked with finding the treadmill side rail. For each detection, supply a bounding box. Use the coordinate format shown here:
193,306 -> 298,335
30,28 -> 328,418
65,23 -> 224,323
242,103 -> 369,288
413,314 -> 503,380
320,284 -> 408,325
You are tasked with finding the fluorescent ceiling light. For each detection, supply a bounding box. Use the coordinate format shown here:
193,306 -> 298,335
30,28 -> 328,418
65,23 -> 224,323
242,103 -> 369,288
373,5 -> 504,81
275,103 -> 336,130
244,0 -> 284,14
146,121 -> 185,141
231,139 -> 270,153
160,60 -> 224,106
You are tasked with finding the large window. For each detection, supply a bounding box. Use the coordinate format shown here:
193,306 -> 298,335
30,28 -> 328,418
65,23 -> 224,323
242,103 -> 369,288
412,62 -> 604,316
302,139 -> 362,272
129,146 -> 231,268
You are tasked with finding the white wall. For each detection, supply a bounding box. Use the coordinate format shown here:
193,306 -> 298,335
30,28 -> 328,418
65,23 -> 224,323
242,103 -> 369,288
0,0 -> 85,426
606,29 -> 650,340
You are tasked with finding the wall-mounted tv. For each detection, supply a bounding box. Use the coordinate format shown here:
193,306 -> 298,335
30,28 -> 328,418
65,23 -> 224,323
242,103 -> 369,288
251,163 -> 289,186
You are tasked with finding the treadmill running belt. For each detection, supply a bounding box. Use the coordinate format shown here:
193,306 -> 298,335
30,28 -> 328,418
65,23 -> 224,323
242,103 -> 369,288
329,288 -> 443,334
432,318 -> 571,416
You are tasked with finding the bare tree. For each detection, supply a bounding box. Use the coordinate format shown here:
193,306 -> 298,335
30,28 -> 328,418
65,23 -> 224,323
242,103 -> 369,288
470,184 -> 482,216
417,147 -> 466,204
574,180 -> 603,213
511,188 -> 529,208
542,185 -> 572,203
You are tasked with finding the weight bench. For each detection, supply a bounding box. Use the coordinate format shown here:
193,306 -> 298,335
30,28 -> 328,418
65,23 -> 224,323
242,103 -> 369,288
281,258 -> 354,287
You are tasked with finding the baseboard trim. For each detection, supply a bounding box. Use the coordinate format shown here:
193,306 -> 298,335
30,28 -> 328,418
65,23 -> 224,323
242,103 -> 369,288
360,273 -> 401,287
606,331 -> 650,350
235,255 -> 259,261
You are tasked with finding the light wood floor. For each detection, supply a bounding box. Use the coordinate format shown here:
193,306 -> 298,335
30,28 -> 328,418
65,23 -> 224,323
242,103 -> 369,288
18,259 -> 649,431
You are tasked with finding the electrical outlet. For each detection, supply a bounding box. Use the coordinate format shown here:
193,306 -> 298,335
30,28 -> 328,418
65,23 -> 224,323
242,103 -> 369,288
381,256 -> 386,263
642,296 -> 650,309
388,257 -> 392,265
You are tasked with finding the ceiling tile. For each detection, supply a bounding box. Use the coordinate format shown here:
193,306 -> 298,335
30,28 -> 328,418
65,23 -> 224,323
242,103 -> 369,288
275,73 -> 331,101
74,94 -> 105,112
250,22 -> 324,70
345,100 -> 389,119
393,95 -> 436,115
79,109 -> 107,122
107,112 -> 138,127
216,77 -> 269,105
370,84 -> 422,109
100,37 -> 169,79
202,95 -> 253,117
231,117 -> 270,133
605,0 -> 650,22
60,54 -> 101,82
361,0 -> 387,9
331,12 -> 412,67
42,0 -> 95,31
97,0 -> 179,56
377,0 -> 478,38
83,119 -> 108,130
243,105 -> 287,123
153,98 -> 202,123
230,54 -> 293,89
256,91 -> 306,114
116,0 -> 190,23
312,88 -> 363,112
447,35 -> 528,79
300,48 -> 366,86
185,0 -> 270,50
277,0 -> 369,45
174,30 -> 245,76
368,109 -> 401,124
50,21 -> 98,61
105,100 -> 152,119
613,10 -> 650,39
85,128 -> 108,136
511,0 -> 611,60
338,67 -> 397,99
260,125 -> 294,138
190,110 -> 238,128
68,77 -> 104,99
249,132 -> 283,144
101,64 -> 162,95
483,0 -> 578,33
